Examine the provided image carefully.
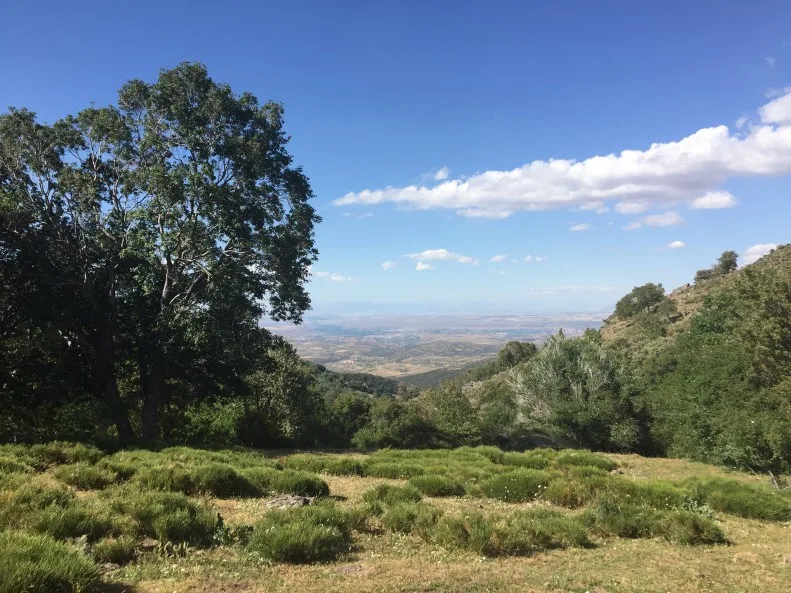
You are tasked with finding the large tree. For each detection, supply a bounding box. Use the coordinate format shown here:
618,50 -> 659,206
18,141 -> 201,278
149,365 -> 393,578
0,63 -> 319,441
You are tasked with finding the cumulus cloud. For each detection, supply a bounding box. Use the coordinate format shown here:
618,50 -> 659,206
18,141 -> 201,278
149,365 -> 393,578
415,261 -> 433,271
667,240 -> 686,249
626,211 -> 684,230
406,248 -> 479,265
570,223 -> 592,232
524,255 -> 545,263
689,191 -> 737,209
433,167 -> 450,181
615,201 -> 652,214
381,261 -> 397,271
743,243 -> 778,265
313,271 -> 354,282
334,90 -> 791,218
490,254 -> 507,263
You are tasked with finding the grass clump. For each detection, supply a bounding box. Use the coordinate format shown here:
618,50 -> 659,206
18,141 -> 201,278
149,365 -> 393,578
454,446 -> 505,464
481,469 -> 552,502
282,454 -> 365,476
107,490 -> 218,547
502,450 -> 554,469
552,450 -> 617,472
408,475 -> 465,497
431,512 -> 497,555
0,531 -> 100,593
662,510 -> 727,545
686,477 -> 791,521
27,442 -> 105,467
247,504 -> 358,564
496,508 -> 590,554
380,502 -> 443,536
53,463 -> 116,490
240,468 -> 329,497
91,536 -> 137,564
362,483 -> 422,506
0,454 -> 35,474
131,464 -> 194,494
190,463 -> 259,498
365,462 -> 426,479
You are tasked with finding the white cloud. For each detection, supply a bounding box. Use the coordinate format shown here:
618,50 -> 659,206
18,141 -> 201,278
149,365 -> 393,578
524,255 -> 545,263
689,191 -> 737,209
313,271 -> 354,282
760,92 -> 791,125
667,240 -> 686,249
624,222 -> 642,231
490,254 -> 507,263
743,243 -> 778,265
381,261 -> 397,271
433,167 -> 450,181
334,90 -> 791,218
415,261 -> 433,271
406,248 -> 479,265
735,116 -> 749,130
641,211 -> 685,227
487,270 -> 506,275
570,223 -> 592,232
615,201 -> 651,214
766,56 -> 776,68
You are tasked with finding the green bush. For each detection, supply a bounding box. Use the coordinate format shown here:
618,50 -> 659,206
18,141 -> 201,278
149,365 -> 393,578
607,478 -> 686,510
26,504 -> 116,542
662,511 -> 727,545
455,446 -> 504,464
362,484 -> 422,506
53,463 -> 116,491
247,504 -> 357,563
380,502 -> 442,535
408,475 -> 465,497
96,459 -> 138,481
543,475 -> 604,509
190,463 -> 259,498
92,536 -> 136,564
0,531 -> 100,593
272,470 -> 330,497
481,469 -> 552,502
553,450 -> 617,472
430,512 -> 496,555
281,454 -> 364,476
497,509 -> 590,554
0,471 -> 29,491
0,454 -> 35,474
364,462 -> 426,479
28,442 -> 104,467
583,498 -> 662,539
686,477 -> 791,521
131,464 -> 194,494
106,490 -> 218,547
502,450 -> 554,469
240,467 -> 282,494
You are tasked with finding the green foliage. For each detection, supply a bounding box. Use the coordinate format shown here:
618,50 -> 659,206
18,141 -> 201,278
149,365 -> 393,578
247,504 -> 358,564
407,475 -> 465,497
365,462 -> 426,479
91,536 -> 136,565
380,502 -> 442,535
53,463 -> 116,490
481,469 -> 552,502
351,397 -> 436,449
281,454 -> 365,476
496,509 -> 590,554
431,512 -> 496,555
553,450 -> 617,471
614,283 -> 666,319
0,531 -> 100,593
502,449 -> 554,469
271,470 -> 330,498
362,484 -> 422,506
686,477 -> 791,521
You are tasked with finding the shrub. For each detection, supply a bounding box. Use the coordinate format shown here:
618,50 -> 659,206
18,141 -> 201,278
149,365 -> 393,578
240,467 -> 281,493
0,454 -> 35,474
686,477 -> 791,521
607,478 -> 686,510
497,509 -> 590,554
662,511 -> 727,545
553,450 -> 617,472
26,504 -> 116,542
53,463 -> 116,491
190,464 -> 259,498
364,462 -> 426,479
502,450 -> 554,469
96,459 -> 138,481
0,531 -> 100,593
131,464 -> 194,494
583,498 -> 663,539
0,471 -> 29,492
543,476 -> 603,509
248,504 -> 357,564
408,475 -> 465,497
431,512 -> 496,555
272,471 -> 330,497
282,455 -> 365,476
107,491 -> 218,547
362,484 -> 422,506
455,446 -> 504,464
28,442 -> 104,467
92,536 -> 137,564
481,470 -> 552,502
380,502 -> 442,536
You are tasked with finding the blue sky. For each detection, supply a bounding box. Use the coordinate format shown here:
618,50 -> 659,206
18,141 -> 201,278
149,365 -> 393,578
3,1 -> 791,313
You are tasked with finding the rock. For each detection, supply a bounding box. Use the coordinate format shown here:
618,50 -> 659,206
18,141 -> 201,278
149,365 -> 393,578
610,468 -> 624,475
101,562 -> 121,572
782,554 -> 791,566
138,538 -> 159,550
265,494 -> 314,509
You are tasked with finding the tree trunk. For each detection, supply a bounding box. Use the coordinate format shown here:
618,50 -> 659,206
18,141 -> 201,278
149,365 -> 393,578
94,329 -> 134,444
141,347 -> 166,441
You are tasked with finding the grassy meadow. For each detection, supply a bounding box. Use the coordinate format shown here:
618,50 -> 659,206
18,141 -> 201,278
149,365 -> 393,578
0,443 -> 789,593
